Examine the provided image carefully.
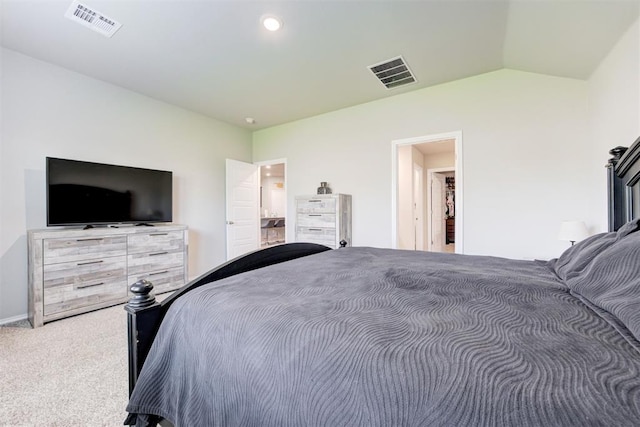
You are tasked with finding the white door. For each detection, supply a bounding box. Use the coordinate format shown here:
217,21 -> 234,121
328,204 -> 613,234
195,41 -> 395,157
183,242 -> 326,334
226,159 -> 260,260
413,164 -> 425,250
430,173 -> 446,252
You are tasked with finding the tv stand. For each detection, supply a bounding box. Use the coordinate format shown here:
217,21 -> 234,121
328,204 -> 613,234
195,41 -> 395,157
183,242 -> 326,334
135,223 -> 154,227
27,224 -> 188,327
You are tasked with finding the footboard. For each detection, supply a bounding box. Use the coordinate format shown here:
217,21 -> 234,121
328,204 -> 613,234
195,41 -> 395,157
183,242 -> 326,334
125,242 -> 333,395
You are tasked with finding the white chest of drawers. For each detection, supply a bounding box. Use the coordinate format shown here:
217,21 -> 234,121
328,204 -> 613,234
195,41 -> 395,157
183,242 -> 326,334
28,224 -> 188,327
295,194 -> 352,248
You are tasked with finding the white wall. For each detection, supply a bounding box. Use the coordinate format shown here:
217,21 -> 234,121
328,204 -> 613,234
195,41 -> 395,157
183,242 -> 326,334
0,8 -> 4,319
588,17 -> 640,232
253,69 -> 593,260
424,151 -> 455,170
0,48 -> 252,322
397,145 -> 413,249
260,175 -> 286,217
411,146 -> 425,250
397,145 -> 429,250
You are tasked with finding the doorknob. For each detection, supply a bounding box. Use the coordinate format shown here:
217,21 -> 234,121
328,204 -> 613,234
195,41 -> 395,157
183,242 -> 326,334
226,221 -> 235,225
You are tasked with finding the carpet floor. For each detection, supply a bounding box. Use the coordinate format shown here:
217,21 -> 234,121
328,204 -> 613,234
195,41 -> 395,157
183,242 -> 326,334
0,303 -> 131,426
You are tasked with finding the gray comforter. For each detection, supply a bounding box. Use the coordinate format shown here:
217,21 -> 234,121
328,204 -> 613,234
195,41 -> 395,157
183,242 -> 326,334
126,238 -> 640,426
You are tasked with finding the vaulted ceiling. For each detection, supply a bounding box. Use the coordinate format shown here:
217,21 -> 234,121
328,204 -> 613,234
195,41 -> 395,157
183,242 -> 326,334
2,1 -> 638,129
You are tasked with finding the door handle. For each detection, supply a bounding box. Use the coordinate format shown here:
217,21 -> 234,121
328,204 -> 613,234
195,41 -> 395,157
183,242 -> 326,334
226,221 -> 235,225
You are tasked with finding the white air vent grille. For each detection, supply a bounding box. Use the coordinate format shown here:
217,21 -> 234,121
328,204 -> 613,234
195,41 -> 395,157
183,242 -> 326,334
65,1 -> 122,38
368,56 -> 417,90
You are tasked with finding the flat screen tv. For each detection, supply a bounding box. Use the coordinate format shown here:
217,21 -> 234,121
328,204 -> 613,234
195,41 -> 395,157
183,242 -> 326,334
46,157 -> 173,227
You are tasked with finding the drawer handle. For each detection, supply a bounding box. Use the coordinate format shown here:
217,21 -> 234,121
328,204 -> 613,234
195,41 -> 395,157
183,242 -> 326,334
309,200 -> 322,203
308,214 -> 322,217
77,260 -> 104,266
150,233 -> 169,236
76,282 -> 104,289
308,228 -> 323,231
76,238 -> 104,242
149,251 -> 169,256
149,270 -> 169,276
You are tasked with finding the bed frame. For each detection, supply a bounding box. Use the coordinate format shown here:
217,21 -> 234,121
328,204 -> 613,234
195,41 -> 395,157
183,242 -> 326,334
125,241 -> 341,395
608,136 -> 640,231
126,137 -> 640,399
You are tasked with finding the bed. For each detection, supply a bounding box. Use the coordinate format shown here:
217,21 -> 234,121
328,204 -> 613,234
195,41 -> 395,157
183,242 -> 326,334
125,138 -> 640,426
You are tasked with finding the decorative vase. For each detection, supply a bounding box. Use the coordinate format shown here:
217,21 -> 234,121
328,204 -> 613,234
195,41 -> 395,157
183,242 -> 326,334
317,182 -> 332,194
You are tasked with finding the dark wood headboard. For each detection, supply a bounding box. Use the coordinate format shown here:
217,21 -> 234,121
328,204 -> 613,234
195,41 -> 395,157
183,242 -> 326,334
607,136 -> 640,231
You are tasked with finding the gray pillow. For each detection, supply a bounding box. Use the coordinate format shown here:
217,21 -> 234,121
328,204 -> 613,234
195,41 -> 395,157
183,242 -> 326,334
615,217 -> 640,239
548,218 -> 640,281
564,231 -> 640,342
548,231 -> 617,281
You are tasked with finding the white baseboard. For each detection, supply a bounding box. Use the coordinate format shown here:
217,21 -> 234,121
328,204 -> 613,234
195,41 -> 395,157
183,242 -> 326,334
0,313 -> 28,326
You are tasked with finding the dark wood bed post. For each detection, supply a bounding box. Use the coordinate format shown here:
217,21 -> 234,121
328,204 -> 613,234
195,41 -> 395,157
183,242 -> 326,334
607,145 -> 629,232
125,280 -> 163,396
125,242 -> 334,395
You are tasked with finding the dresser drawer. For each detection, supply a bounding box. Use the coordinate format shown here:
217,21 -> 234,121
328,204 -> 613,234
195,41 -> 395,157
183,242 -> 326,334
128,250 -> 185,277
128,267 -> 185,295
296,213 -> 336,227
296,227 -> 336,247
128,231 -> 185,254
296,197 -> 337,214
43,236 -> 126,264
43,255 -> 127,316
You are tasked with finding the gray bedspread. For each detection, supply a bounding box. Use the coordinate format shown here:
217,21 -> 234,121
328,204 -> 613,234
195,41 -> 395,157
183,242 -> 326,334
126,245 -> 640,426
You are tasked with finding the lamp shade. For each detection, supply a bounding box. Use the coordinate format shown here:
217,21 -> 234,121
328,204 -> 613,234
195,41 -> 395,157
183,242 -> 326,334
558,221 -> 589,243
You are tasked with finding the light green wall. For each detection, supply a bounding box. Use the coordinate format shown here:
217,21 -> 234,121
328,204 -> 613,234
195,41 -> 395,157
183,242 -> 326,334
253,69 -> 592,260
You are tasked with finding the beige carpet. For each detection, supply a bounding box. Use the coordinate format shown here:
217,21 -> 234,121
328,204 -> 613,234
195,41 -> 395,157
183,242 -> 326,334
0,303 -> 131,426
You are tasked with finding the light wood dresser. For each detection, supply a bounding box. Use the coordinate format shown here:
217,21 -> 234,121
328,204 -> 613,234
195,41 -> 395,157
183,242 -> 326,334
28,224 -> 188,327
295,194 -> 352,248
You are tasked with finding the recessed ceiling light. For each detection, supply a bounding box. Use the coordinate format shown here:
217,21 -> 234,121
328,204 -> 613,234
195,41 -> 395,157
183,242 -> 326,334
261,15 -> 282,32
245,117 -> 256,125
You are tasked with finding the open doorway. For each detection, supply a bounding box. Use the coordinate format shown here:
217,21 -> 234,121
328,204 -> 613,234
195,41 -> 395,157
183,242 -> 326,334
428,168 -> 455,253
391,131 -> 463,253
258,161 -> 286,248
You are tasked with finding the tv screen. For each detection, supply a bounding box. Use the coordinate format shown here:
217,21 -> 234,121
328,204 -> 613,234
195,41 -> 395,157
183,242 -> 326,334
46,157 -> 173,226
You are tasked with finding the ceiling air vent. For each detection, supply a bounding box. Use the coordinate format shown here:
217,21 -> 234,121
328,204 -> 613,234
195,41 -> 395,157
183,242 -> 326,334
64,1 -> 122,38
368,56 -> 417,90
